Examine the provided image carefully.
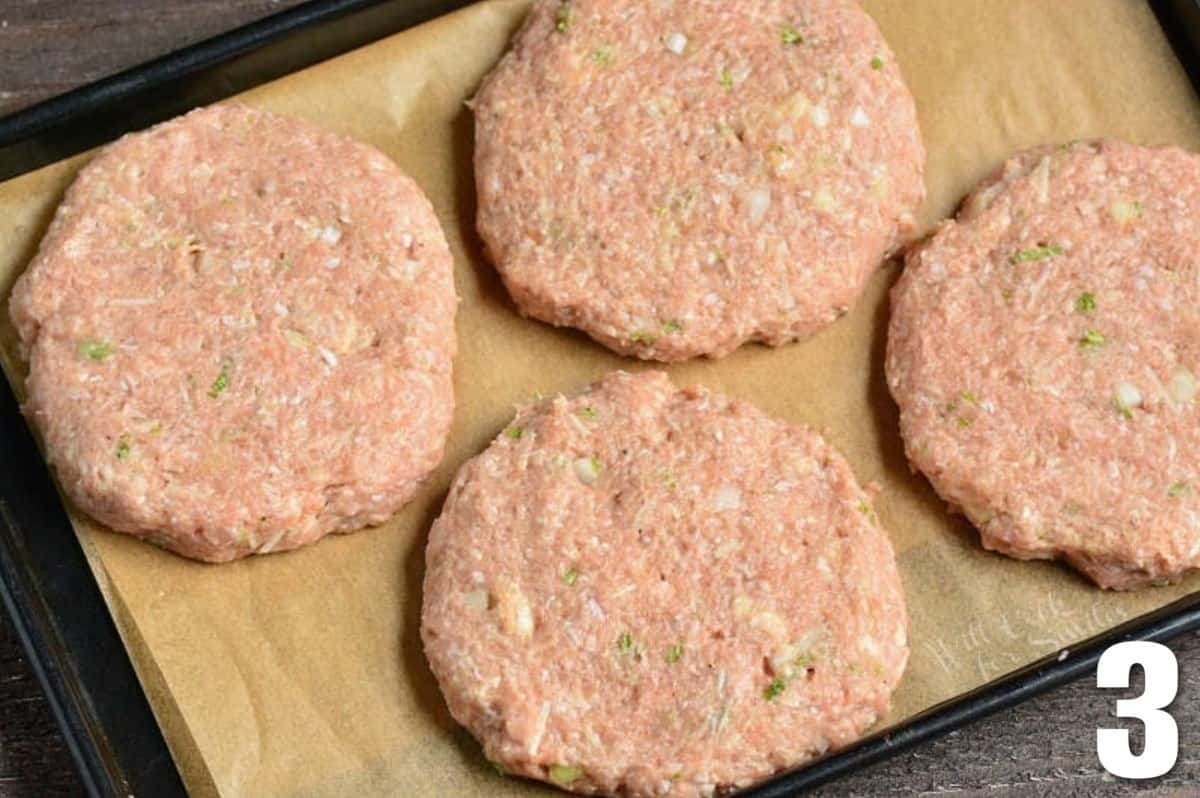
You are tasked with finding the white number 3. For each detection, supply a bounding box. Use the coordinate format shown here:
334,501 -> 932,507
1096,641 -> 1178,779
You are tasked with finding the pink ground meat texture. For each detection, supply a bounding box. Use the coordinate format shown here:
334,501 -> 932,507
473,0 -> 925,362
9,103 -> 457,562
887,140 -> 1200,590
422,371 -> 908,797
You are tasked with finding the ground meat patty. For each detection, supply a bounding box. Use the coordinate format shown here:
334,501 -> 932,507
887,140 -> 1200,590
9,103 -> 457,562
473,0 -> 925,362
422,370 -> 907,797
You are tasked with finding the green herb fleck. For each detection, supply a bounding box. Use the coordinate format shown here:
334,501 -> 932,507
660,470 -> 678,489
1076,292 -> 1096,314
667,643 -> 684,664
781,25 -> 802,45
506,426 -> 524,439
1079,329 -> 1106,350
591,45 -> 612,65
1009,245 -> 1063,264
578,406 -> 597,420
114,433 -> 131,460
711,247 -> 724,263
563,568 -> 579,586
662,319 -> 683,333
720,67 -> 733,90
1169,481 -> 1190,498
78,339 -> 112,361
207,362 -> 231,398
870,56 -> 884,70
656,205 -> 669,218
1114,398 -> 1134,420
549,764 -> 583,785
631,330 -> 657,346
617,632 -> 636,654
873,661 -> 884,677
959,391 -> 979,406
763,677 -> 787,701
957,416 -> 972,429
554,2 -> 572,33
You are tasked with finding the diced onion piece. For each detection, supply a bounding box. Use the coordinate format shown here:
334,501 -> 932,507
714,484 -> 742,511
1110,199 -> 1143,224
1114,381 -> 1143,412
1170,367 -> 1197,404
573,456 -> 601,484
746,188 -> 771,226
664,32 -> 688,55
463,590 -> 489,610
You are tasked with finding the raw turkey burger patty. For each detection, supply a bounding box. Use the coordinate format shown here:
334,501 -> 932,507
10,103 -> 457,561
474,0 -> 925,361
887,139 -> 1200,589
422,370 -> 908,797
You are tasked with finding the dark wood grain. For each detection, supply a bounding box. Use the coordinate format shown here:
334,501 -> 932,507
0,2 -> 1198,796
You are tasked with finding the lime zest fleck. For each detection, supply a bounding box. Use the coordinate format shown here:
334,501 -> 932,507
667,643 -> 684,664
563,568 -> 579,586
720,67 -> 733,89
959,391 -> 979,406
1079,329 -> 1106,350
630,330 -> 657,346
578,406 -> 597,420
207,362 -> 231,398
1076,292 -> 1096,314
591,45 -> 612,65
957,417 -> 972,429
549,764 -> 584,785
506,426 -> 524,439
554,1 -> 572,33
1009,244 -> 1063,264
114,433 -> 131,460
662,319 -> 683,333
1169,481 -> 1190,498
780,25 -> 802,45
763,677 -> 787,701
78,339 -> 112,361
711,247 -> 724,263
870,56 -> 884,70
616,631 -> 639,657
1114,398 -> 1134,420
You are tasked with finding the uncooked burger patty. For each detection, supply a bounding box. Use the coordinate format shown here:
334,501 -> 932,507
422,370 -> 907,796
10,103 -> 457,562
887,139 -> 1200,590
473,0 -> 925,362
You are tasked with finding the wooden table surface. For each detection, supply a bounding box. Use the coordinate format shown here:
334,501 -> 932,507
0,2 -> 1198,796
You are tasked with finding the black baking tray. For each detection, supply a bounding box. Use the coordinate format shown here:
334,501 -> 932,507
1,1 -> 1199,796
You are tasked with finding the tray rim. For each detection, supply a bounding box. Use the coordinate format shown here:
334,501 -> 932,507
1,0 -> 1199,795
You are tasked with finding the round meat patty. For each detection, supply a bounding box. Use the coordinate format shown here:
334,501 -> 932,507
473,0 -> 925,362
422,370 -> 908,797
887,139 -> 1200,590
9,103 -> 457,562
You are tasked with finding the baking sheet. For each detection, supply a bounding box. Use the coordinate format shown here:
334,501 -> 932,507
0,1 -> 1198,795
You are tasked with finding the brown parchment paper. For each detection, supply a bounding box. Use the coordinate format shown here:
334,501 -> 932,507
1,1 -> 1199,795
